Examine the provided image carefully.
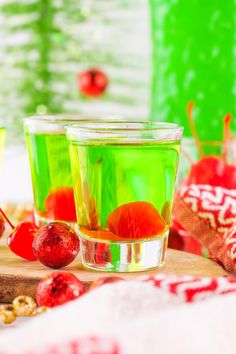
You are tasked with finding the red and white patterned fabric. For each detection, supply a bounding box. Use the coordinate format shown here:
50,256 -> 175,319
142,274 -> 236,302
173,184 -> 236,272
0,337 -> 119,354
1,275 -> 236,354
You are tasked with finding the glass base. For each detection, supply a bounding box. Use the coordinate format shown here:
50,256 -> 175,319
80,231 -> 169,272
34,212 -> 78,231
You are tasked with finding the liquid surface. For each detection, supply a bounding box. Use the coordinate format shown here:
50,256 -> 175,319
69,140 -> 180,242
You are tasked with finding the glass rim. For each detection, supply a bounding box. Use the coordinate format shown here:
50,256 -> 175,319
66,121 -> 183,143
66,121 -> 183,133
23,114 -> 128,134
23,114 -> 125,125
183,135 -> 236,147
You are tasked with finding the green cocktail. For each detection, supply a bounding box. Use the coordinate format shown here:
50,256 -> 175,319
24,116 -> 82,226
67,122 -> 183,272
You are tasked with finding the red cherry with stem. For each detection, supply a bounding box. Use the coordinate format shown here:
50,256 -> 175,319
0,208 -> 38,261
185,102 -> 236,188
36,272 -> 85,308
45,187 -> 77,222
78,68 -> 108,97
107,201 -> 166,239
33,222 -> 80,268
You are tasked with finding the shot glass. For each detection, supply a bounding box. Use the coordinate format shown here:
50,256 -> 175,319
24,115 -> 80,226
24,115 -> 122,226
67,121 -> 183,272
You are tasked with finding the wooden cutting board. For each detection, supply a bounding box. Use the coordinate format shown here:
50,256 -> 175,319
0,245 -> 227,303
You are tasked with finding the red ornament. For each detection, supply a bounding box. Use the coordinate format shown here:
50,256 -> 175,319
107,201 -> 166,239
36,272 -> 85,308
78,68 -> 108,97
33,222 -> 79,268
89,276 -> 124,291
45,187 -> 77,222
0,215 -> 5,238
0,208 -> 38,261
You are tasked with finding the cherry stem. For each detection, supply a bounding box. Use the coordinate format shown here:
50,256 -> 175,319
186,101 -> 205,159
0,208 -> 15,230
222,114 -> 232,163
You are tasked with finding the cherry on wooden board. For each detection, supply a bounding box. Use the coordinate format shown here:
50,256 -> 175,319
0,208 -> 38,261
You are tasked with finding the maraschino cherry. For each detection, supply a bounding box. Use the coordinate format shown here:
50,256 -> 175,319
184,101 -> 236,189
107,201 -> 166,239
36,272 -> 85,308
45,187 -> 77,222
0,208 -> 38,261
77,68 -> 108,97
33,222 -> 80,268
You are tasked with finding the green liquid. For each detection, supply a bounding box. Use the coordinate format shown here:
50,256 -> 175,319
149,0 -> 236,140
25,132 -> 73,221
69,140 -> 180,242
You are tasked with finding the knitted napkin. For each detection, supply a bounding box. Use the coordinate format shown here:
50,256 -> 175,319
173,184 -> 236,272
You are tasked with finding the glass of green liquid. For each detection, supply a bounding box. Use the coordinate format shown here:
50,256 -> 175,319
66,121 -> 183,272
24,115 -> 87,226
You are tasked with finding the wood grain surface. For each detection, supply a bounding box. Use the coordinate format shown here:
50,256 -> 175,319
0,245 -> 227,303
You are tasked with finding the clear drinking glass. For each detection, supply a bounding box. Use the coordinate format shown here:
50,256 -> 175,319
24,115 -> 122,226
67,121 -> 183,272
24,116 -> 97,225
